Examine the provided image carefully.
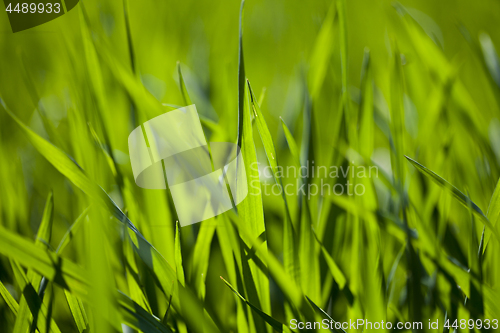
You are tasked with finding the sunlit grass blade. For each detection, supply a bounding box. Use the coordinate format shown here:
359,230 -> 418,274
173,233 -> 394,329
479,33 -> 500,89
220,276 -> 283,332
389,42 -> 406,193
306,296 -> 346,333
87,122 -> 118,178
55,207 -> 89,254
280,118 -> 301,169
14,191 -> 54,333
11,260 -> 61,333
1,102 -> 178,298
0,279 -> 19,316
483,176 -> 500,250
64,291 -> 88,333
177,62 -> 193,106
308,1 -> 336,99
234,2 -> 272,331
0,226 -> 89,299
174,221 -> 186,287
395,3 -> 489,143
359,49 -> 374,159
338,0 -> 351,142
311,229 -> 346,290
236,0 -> 246,148
465,191 -> 484,316
228,212 -> 319,322
118,292 -> 172,333
0,224 -> 175,332
405,155 -> 500,241
1,104 -> 219,330
123,0 -> 138,76
190,220 -> 215,299
247,79 -> 278,180
248,80 -> 297,292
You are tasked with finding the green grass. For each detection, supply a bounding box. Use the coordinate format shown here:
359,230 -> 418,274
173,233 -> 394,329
1,0 -> 500,332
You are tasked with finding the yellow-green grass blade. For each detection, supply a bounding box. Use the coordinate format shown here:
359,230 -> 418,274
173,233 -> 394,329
118,292 -> 172,333
248,80 -> 297,292
177,62 -> 193,106
306,296 -> 346,333
479,33 -> 500,89
55,207 -> 89,254
236,0 -> 246,148
483,176 -> 500,250
280,118 -> 301,170
11,260 -> 61,333
14,191 -> 54,333
396,3 -> 489,143
247,80 -> 292,212
174,221 -> 186,287
58,209 -> 89,332
122,0 -> 138,77
311,229 -> 346,290
2,103 -> 178,299
214,215 -> 251,332
0,279 -> 19,316
220,277 -> 284,332
465,191 -> 484,316
228,212 -> 319,322
246,79 -> 278,181
338,0 -> 352,144
234,2 -> 272,331
64,290 -> 88,333
190,220 -> 216,299
1,225 -> 174,332
389,42 -> 407,193
279,118 -> 301,283
0,227 -> 89,299
406,155 -> 500,241
358,49 -> 374,160
33,207 -> 90,333
308,1 -> 336,99
123,230 -> 153,315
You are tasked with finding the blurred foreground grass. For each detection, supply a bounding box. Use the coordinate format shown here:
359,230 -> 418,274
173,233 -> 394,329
1,0 -> 500,332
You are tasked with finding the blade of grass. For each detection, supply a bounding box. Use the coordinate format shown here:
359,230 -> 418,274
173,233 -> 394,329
479,33 -> 500,89
14,191 -> 54,333
190,220 -> 216,299
482,176 -> 500,250
308,2 -> 336,99
1,102 -> 179,298
64,290 -> 88,333
11,260 -> 61,333
177,62 -> 193,106
0,225 -> 175,332
306,296 -> 346,333
465,191 -> 484,316
236,0 -> 246,148
0,227 -> 89,300
248,79 -> 297,291
174,221 -> 185,287
0,279 -> 19,316
311,229 -> 346,290
220,277 -> 283,332
3,101 -> 220,331
405,155 -> 500,241
234,2 -> 272,331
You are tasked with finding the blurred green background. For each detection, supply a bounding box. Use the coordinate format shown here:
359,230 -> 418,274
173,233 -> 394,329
1,0 -> 500,332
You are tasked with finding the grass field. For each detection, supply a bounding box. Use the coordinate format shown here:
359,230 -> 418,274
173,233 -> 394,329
1,0 -> 500,332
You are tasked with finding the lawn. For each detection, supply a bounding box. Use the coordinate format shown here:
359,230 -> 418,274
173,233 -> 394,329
1,0 -> 500,332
